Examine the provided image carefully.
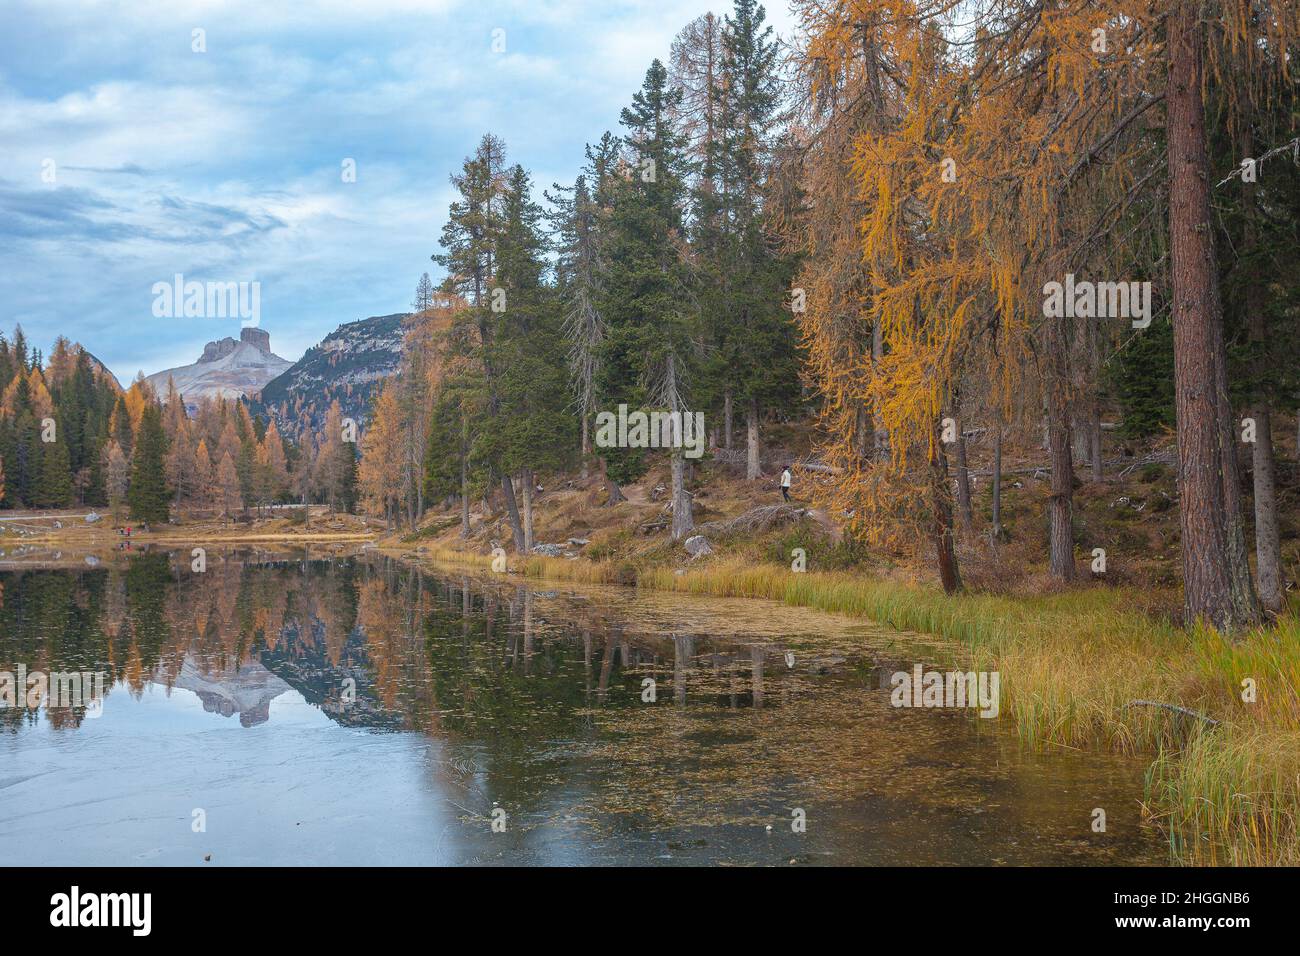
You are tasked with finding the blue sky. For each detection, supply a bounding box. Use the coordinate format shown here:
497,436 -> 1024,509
0,0 -> 797,385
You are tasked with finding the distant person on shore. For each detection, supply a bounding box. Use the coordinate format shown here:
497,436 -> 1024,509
780,464 -> 792,502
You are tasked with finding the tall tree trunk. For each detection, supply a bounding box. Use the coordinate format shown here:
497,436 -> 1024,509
1072,418 -> 1089,467
723,389 -> 733,449
521,468 -> 534,552
671,450 -> 693,540
954,419 -> 973,531
1047,387 -> 1075,581
1243,130 -> 1283,613
1089,407 -> 1103,482
745,397 -> 760,480
1216,351 -> 1260,624
1046,307 -> 1076,581
1250,405 -> 1283,613
460,422 -> 470,538
991,421 -> 1003,541
667,355 -> 693,540
1168,0 -> 1258,630
872,317 -> 889,457
500,473 -> 526,552
1089,320 -> 1104,482
600,455 -> 625,506
580,413 -> 590,480
854,404 -> 869,463
930,434 -> 962,594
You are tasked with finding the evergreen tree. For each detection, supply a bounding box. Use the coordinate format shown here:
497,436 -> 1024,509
127,403 -> 170,523
599,59 -> 699,535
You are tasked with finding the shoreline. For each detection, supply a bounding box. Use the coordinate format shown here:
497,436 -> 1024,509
2,525 -> 1295,864
383,541 -> 1300,866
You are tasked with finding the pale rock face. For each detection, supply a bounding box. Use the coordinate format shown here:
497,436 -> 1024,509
146,327 -> 291,405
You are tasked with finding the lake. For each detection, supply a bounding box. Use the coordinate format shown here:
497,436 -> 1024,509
0,548 -> 1165,865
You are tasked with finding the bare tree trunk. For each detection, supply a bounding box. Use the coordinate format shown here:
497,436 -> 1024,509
664,355 -> 693,539
1243,130 -> 1283,613
1072,418 -> 1089,467
1089,408 -> 1103,482
1169,1 -> 1258,630
1089,320 -> 1104,482
954,420 -> 973,531
600,456 -> 625,506
930,433 -> 962,594
1046,313 -> 1075,581
671,450 -> 693,540
1251,406 -> 1283,613
500,473 -> 526,553
872,317 -> 888,457
1217,357 -> 1259,624
580,413 -> 590,480
854,404 -> 869,463
723,389 -> 733,450
521,468 -> 534,552
991,421 -> 1003,540
746,397 -> 760,480
460,423 -> 470,537
1047,401 -> 1075,580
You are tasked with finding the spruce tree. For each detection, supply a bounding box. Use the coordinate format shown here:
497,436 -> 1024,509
127,403 -> 170,523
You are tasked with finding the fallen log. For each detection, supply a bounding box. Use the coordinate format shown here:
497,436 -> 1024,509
1122,700 -> 1220,727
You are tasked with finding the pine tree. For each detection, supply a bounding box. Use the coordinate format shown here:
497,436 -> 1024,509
600,59 -> 698,537
35,428 -> 72,507
127,403 -> 170,523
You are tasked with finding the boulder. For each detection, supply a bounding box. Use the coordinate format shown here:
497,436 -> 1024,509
532,543 -> 567,557
684,535 -> 713,558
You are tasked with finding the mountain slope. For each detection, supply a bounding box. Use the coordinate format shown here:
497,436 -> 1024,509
253,313 -> 406,438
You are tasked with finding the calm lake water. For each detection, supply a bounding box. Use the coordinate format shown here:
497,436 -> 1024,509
0,548 -> 1165,865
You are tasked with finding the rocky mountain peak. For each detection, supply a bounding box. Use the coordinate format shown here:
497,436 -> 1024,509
199,327 -> 274,363
146,326 -> 292,406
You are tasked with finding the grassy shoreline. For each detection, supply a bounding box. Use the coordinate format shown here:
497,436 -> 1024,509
396,543 -> 1300,865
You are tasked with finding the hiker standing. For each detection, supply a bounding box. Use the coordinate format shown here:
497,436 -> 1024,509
780,465 -> 792,502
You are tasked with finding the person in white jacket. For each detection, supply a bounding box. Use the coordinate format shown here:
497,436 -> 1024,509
780,465 -> 792,502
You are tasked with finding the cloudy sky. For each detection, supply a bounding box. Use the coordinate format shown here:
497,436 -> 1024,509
0,0 -> 798,385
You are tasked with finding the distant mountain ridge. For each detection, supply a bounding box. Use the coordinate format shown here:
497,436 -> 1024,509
252,313 -> 407,438
146,327 -> 291,406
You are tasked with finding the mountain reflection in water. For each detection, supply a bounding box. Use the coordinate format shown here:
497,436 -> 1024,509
0,549 -> 1166,866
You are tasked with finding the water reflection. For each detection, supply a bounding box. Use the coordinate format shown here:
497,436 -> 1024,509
0,549 -> 1166,865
